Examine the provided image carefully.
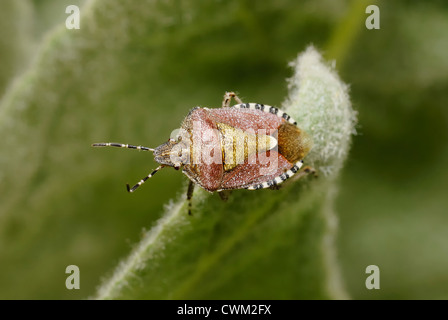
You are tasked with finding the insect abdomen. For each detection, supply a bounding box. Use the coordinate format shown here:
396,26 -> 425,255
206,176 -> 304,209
277,122 -> 312,164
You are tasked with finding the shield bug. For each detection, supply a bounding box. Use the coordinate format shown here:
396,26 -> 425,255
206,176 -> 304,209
92,92 -> 314,214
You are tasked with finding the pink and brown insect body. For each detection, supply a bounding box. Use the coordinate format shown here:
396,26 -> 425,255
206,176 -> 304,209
92,92 -> 313,213
177,104 -> 312,192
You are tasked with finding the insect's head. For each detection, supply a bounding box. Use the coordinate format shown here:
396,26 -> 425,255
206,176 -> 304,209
154,130 -> 191,169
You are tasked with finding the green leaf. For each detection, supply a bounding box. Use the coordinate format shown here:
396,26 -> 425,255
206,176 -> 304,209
94,47 -> 355,299
0,0 -> 33,95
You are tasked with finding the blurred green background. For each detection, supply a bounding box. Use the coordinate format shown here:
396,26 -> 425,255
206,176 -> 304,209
0,0 -> 447,299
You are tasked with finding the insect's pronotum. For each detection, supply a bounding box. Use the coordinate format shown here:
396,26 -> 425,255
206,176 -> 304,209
93,92 -> 314,214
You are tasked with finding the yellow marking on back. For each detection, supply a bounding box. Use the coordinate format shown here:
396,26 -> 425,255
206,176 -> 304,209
216,122 -> 277,172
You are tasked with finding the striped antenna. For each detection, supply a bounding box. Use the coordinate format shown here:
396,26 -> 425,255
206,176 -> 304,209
126,165 -> 165,193
92,142 -> 155,152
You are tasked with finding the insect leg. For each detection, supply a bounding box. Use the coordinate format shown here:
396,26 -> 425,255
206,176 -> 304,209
268,166 -> 316,190
126,165 -> 165,193
186,180 -> 195,215
222,91 -> 243,108
245,161 -> 316,191
218,190 -> 232,201
288,166 -> 317,184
